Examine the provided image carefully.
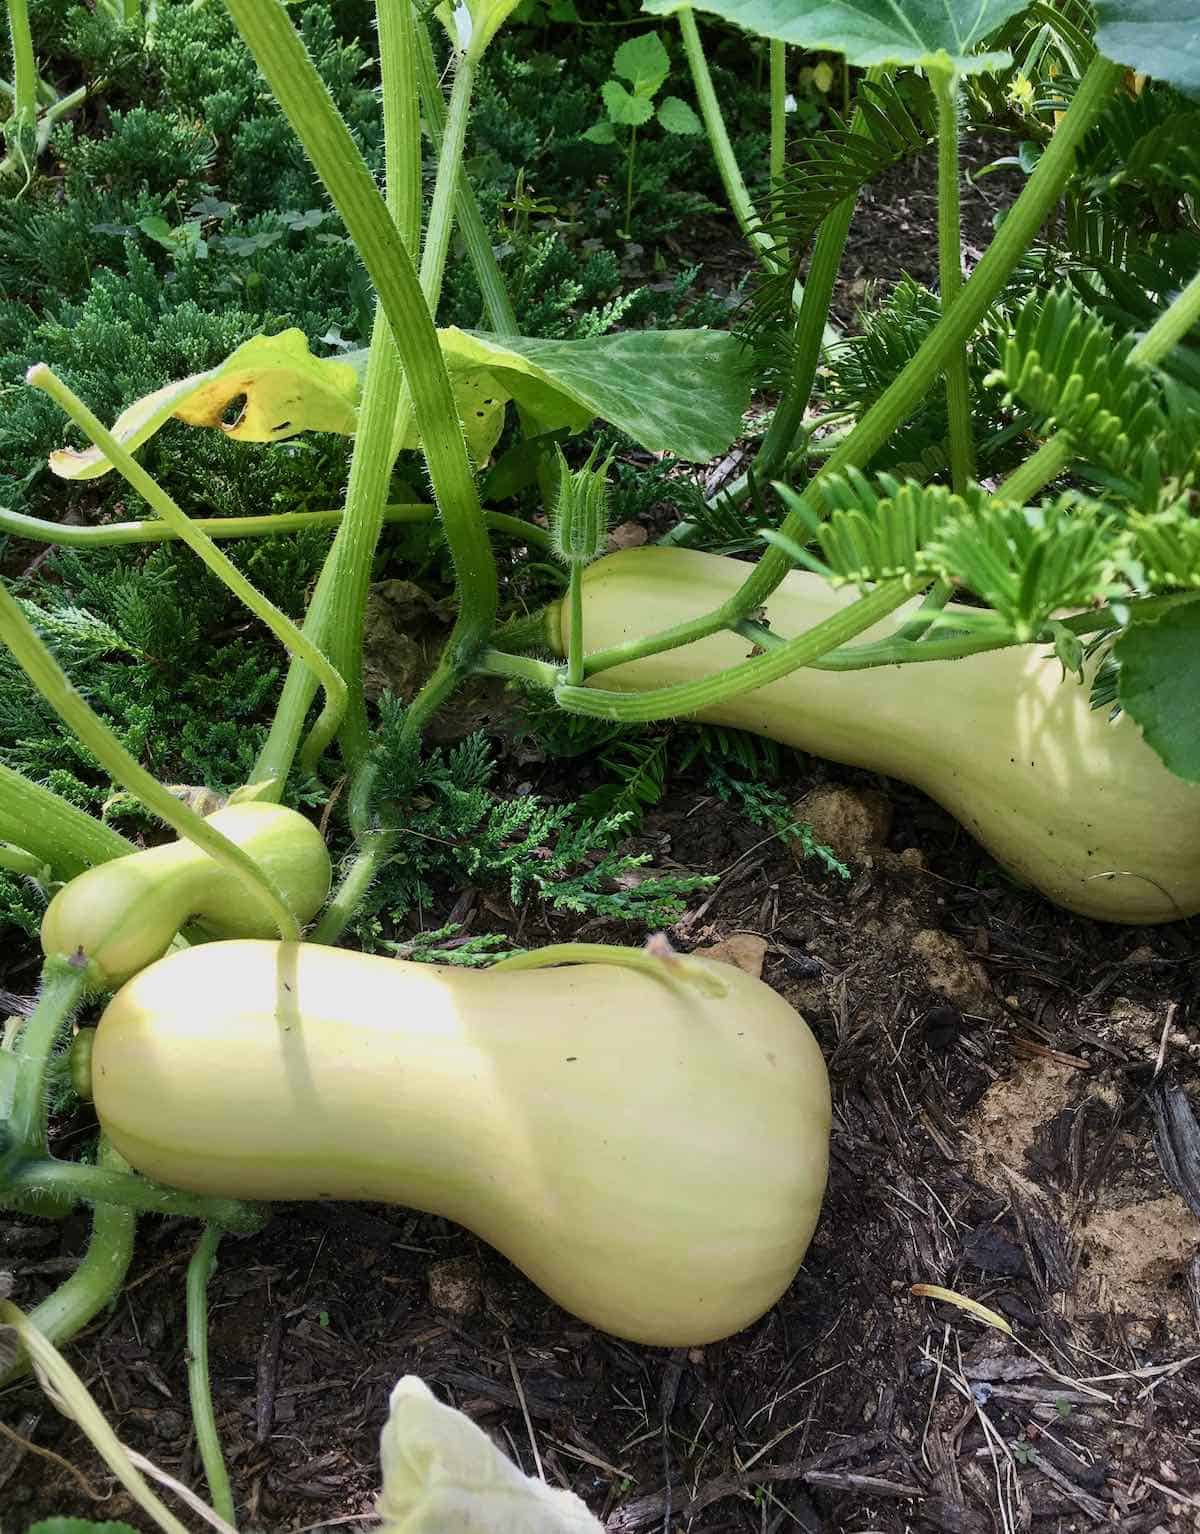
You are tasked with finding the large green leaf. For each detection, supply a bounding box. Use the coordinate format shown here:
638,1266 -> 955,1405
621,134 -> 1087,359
1116,599 -> 1200,782
48,327 -> 751,480
1095,1 -> 1200,100
640,0 -> 1031,73
445,327 -> 753,461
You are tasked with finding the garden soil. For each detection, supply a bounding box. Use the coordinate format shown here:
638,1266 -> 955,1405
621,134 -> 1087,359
3,134 -> 1199,1534
4,754 -> 1198,1533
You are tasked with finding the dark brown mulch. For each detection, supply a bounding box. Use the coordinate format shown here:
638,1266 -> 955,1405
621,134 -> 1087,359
4,752 -> 1199,1530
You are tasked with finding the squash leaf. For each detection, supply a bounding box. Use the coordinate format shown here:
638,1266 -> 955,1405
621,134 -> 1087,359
48,330 -> 361,479
442,327 -> 752,461
640,0 -> 1032,74
1116,599 -> 1200,782
1094,0 -> 1200,100
48,328 -> 750,480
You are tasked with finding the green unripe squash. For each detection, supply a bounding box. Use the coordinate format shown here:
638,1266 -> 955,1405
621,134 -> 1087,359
41,803 -> 331,988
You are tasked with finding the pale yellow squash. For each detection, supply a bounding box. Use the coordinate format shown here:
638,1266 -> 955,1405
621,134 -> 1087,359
551,548 -> 1200,924
91,939 -> 832,1346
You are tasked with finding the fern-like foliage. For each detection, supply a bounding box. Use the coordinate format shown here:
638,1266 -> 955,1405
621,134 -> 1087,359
776,473 -> 983,589
1128,495 -> 1200,589
925,495 -> 1125,641
989,288 -> 1200,487
746,77 -> 936,343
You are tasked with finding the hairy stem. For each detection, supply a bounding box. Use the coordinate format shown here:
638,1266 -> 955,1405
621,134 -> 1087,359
932,64 -> 975,493
769,38 -> 786,230
28,365 -> 346,777
187,1226 -> 235,1527
5,956 -> 88,1156
0,1137 -> 137,1385
0,582 -> 301,941
225,0 -> 498,752
0,762 -> 133,878
8,1158 -> 265,1232
558,578 -> 912,721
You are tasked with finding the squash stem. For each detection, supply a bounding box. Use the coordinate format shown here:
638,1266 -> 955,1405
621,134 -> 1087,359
227,0 -> 498,763
26,365 -> 347,779
475,649 -> 563,688
0,762 -> 133,879
769,38 -> 786,233
4,955 -> 88,1158
566,565 -> 585,687
491,943 -> 729,998
311,832 -> 396,946
932,63 -> 975,494
0,583 -> 301,942
7,1158 -> 266,1232
0,841 -> 46,876
0,502 -> 432,547
0,1137 -> 137,1385
558,577 -> 912,723
188,1225 -> 236,1528
727,54 -> 1123,614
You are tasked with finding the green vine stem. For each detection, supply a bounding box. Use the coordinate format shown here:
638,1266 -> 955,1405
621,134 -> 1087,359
414,17 -> 519,336
7,1157 -> 265,1232
931,63 -> 975,494
0,762 -> 133,878
0,582 -> 301,941
617,55 -> 1122,661
0,502 -> 551,552
319,0 -> 418,773
0,842 -> 45,876
311,831 -> 395,946
1,0 -> 37,180
0,1299 -> 197,1534
998,263 -> 1200,504
491,942 -> 729,998
187,1225 -> 235,1527
3,954 -> 88,1158
475,648 -> 562,688
556,577 -> 912,721
225,0 -> 498,757
737,65 -> 888,502
738,55 -> 1123,608
0,1136 -> 137,1385
676,6 -> 771,261
769,38 -> 786,231
28,364 -> 347,777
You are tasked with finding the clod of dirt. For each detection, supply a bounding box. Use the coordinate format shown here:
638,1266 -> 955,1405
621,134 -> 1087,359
607,520 -> 647,551
695,932 -> 767,978
909,928 -> 994,1016
968,1057 -> 1079,1185
791,785 -> 892,863
1077,1194 -> 1200,1325
427,1256 -> 483,1316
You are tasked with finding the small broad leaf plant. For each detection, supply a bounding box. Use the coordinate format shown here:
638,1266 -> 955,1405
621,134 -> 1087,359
584,30 -> 702,237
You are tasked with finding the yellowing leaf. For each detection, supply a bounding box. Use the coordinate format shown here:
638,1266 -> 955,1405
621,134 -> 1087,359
48,330 -> 360,480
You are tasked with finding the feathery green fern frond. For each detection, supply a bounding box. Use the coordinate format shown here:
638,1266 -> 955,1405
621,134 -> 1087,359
1128,496 -> 1200,589
926,495 -> 1124,640
989,288 -> 1198,479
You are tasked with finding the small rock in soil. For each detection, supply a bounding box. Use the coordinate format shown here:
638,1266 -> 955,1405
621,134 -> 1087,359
427,1256 -> 483,1317
792,784 -> 893,862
